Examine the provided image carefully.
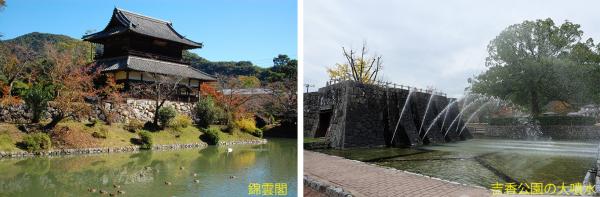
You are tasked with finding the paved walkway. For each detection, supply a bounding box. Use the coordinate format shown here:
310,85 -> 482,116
304,150 -> 491,197
304,185 -> 328,197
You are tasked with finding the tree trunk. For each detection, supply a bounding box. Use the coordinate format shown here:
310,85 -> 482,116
31,106 -> 41,124
530,88 -> 540,116
7,79 -> 14,96
153,102 -> 160,126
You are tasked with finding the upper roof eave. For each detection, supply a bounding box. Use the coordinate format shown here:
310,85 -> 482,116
82,8 -> 202,48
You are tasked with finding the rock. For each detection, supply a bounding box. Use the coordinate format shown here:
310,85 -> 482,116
165,181 -> 172,185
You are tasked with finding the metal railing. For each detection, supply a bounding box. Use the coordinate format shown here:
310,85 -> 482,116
325,78 -> 447,97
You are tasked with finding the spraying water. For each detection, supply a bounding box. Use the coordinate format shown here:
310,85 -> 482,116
458,101 -> 492,136
444,98 -> 483,137
390,89 -> 415,144
418,93 -> 437,136
439,100 -> 458,134
421,102 -> 455,140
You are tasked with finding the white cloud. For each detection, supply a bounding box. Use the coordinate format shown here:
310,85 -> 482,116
304,0 -> 600,96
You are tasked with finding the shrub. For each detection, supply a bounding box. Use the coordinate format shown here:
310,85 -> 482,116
21,132 -> 52,152
225,121 -> 240,134
252,128 -> 263,138
168,114 -> 193,129
201,127 -> 221,145
138,131 -> 153,149
195,96 -> 223,128
23,83 -> 54,123
235,118 -> 257,133
158,106 -> 177,128
91,127 -> 108,139
124,119 -> 144,132
536,116 -> 596,126
235,118 -> 262,137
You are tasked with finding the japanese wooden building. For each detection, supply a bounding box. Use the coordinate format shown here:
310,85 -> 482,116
83,8 -> 216,102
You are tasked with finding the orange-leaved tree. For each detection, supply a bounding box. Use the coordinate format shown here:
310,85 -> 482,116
200,76 -> 259,126
95,75 -> 124,125
44,44 -> 99,130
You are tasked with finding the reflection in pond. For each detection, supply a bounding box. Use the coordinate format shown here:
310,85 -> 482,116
0,138 -> 297,197
316,139 -> 597,188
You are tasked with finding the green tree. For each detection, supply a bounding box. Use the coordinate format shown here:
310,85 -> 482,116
23,83 -> 54,123
264,55 -> 297,82
273,54 -> 290,67
195,96 -> 223,128
239,76 -> 261,88
470,18 -> 592,115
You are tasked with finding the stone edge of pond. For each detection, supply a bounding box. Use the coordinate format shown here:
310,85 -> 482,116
0,139 -> 269,159
218,139 -> 268,146
304,175 -> 354,197
324,153 -> 492,192
0,143 -> 208,159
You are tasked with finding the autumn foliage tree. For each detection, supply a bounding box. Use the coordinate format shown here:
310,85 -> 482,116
327,42 -> 382,84
0,43 -> 34,103
95,75 -> 124,125
200,76 -> 260,127
43,44 -> 98,130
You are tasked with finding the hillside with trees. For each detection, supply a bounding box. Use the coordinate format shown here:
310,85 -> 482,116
1,32 -> 294,82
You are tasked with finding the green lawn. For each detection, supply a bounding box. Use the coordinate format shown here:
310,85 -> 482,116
304,137 -> 325,143
149,126 -> 203,145
0,124 -> 24,152
0,121 -> 263,152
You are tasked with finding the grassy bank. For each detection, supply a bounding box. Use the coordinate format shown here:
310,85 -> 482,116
0,121 -> 263,152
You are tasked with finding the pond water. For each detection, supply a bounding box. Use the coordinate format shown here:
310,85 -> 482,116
316,139 -> 598,188
0,138 -> 297,197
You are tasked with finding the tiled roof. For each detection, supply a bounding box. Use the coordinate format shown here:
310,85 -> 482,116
83,8 -> 202,48
96,55 -> 216,81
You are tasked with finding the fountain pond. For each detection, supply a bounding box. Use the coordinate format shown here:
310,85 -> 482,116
316,138 -> 598,188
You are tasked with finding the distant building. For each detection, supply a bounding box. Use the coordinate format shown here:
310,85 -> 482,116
221,88 -> 272,95
83,8 -> 216,102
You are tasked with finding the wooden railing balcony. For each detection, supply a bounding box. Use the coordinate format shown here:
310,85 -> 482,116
94,50 -> 189,64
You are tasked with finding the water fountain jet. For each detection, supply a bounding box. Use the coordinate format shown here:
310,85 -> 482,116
390,89 -> 415,144
418,93 -> 437,136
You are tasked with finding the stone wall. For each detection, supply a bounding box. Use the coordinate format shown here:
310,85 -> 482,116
303,92 -> 320,137
0,103 -> 29,123
486,125 -> 600,140
0,98 -> 195,124
111,99 -> 194,123
342,82 -> 387,148
303,81 -> 471,149
320,82 -> 350,148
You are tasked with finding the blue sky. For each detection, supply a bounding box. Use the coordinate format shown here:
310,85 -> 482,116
0,0 -> 297,67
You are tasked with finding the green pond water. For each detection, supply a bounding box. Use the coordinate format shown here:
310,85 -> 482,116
0,138 -> 297,197
316,139 -> 598,188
